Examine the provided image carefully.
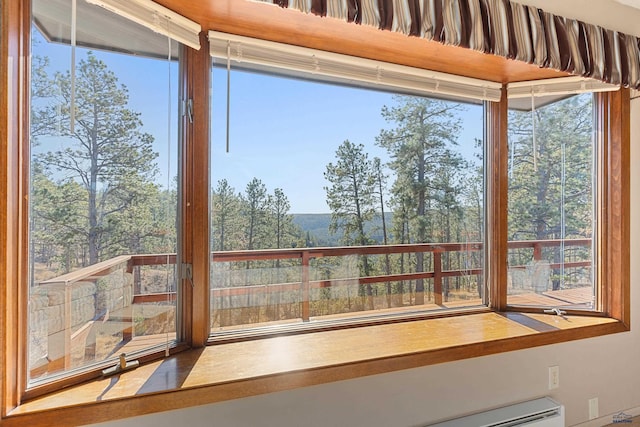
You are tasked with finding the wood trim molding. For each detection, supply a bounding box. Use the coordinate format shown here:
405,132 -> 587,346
486,88 -> 509,311
155,0 -> 569,84
1,0 -> 30,415
181,32 -> 211,346
602,89 -> 631,326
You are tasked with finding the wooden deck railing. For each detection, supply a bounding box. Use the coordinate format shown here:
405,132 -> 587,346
32,238 -> 592,375
36,239 -> 593,313
130,238 -> 591,319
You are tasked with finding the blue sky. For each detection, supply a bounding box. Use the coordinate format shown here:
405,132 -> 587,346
211,68 -> 484,213
33,28 -> 484,214
32,28 -> 179,192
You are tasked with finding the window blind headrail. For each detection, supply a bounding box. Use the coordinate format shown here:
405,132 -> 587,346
508,76 -> 619,98
208,31 -> 503,103
85,0 -> 201,50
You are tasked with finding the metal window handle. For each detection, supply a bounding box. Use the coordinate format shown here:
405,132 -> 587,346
102,353 -> 139,377
544,308 -> 567,316
182,263 -> 194,287
187,98 -> 194,124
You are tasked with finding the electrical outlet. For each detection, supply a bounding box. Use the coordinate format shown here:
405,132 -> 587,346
589,397 -> 599,420
548,365 -> 559,389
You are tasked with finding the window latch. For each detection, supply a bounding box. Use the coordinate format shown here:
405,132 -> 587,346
187,98 -> 194,123
102,353 -> 139,377
181,98 -> 194,124
544,308 -> 567,316
182,262 -> 194,287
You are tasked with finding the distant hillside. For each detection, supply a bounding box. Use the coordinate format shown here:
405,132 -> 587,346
292,213 -> 393,247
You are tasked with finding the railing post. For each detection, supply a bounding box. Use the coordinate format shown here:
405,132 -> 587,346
133,264 -> 141,296
434,251 -> 443,306
123,306 -> 133,342
64,282 -> 72,370
301,252 -> 310,322
123,267 -> 134,342
533,243 -> 542,261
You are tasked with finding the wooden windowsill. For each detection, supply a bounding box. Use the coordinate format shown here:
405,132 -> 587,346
4,312 -> 627,427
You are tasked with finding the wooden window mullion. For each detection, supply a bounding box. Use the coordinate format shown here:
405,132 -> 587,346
181,32 -> 211,347
486,87 -> 509,311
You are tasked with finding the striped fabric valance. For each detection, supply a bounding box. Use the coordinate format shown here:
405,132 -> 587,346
256,0 -> 640,89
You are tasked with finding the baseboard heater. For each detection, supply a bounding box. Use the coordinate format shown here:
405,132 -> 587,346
427,397 -> 565,427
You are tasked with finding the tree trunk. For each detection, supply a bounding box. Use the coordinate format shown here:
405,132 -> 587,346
415,149 -> 426,305
88,135 -> 99,265
376,165 -> 392,307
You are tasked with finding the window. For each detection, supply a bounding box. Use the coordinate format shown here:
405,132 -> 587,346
208,33 -> 494,334
26,0 -> 192,391
507,93 -> 596,309
1,0 -> 630,420
210,68 -> 486,332
503,76 -> 623,314
206,32 -> 623,339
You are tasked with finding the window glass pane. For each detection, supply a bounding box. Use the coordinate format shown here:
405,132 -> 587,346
507,93 -> 595,309
29,0 -> 179,383
210,67 -> 485,334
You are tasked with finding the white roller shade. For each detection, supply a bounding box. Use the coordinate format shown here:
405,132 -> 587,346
208,31 -> 503,103
507,76 -> 618,99
85,0 -> 201,50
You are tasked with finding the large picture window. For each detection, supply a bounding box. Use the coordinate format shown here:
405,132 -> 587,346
210,67 -> 486,332
206,32 -> 618,338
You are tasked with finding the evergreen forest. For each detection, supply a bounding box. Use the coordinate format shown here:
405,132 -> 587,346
31,51 -> 595,323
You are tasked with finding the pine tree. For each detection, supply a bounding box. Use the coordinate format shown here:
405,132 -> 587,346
508,94 -> 594,290
33,51 -> 159,266
212,179 -> 243,251
324,140 -> 377,309
376,96 -> 462,304
373,157 -> 393,306
243,178 -> 270,251
271,188 -> 293,250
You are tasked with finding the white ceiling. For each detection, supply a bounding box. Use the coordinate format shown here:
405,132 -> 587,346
614,0 -> 640,10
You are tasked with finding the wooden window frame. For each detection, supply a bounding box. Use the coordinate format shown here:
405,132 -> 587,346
0,0 -> 629,422
2,0 -> 31,415
499,89 -> 630,321
493,89 -> 631,320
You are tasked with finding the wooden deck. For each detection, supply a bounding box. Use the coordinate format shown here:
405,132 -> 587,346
117,333 -> 177,355
508,286 -> 593,308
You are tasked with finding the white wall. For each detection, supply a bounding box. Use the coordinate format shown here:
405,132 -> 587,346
90,3 -> 640,425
